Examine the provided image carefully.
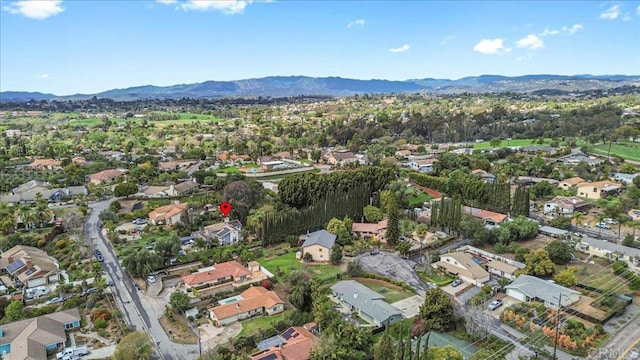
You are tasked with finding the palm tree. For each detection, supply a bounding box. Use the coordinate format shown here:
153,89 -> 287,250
33,193 -> 53,228
572,212 -> 585,230
616,214 -> 630,240
17,205 -> 36,231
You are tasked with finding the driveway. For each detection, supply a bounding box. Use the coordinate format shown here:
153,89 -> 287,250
391,295 -> 424,319
357,252 -> 428,295
84,345 -> 116,359
199,322 -> 241,351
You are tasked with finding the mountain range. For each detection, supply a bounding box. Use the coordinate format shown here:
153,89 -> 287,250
2,74 -> 639,102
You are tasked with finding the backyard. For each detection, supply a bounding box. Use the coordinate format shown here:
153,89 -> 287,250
258,249 -> 344,281
237,310 -> 291,338
405,187 -> 434,207
355,278 -> 415,303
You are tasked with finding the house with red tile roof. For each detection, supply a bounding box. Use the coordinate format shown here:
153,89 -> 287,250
462,206 -> 508,227
182,260 -> 253,290
28,158 -> 62,171
250,325 -> 318,360
88,169 -> 126,185
209,286 -> 284,326
148,202 -> 188,226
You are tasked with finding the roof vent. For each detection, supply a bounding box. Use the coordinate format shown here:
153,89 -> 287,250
354,293 -> 358,299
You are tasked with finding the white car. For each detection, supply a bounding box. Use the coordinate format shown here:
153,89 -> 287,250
602,218 -> 618,225
45,296 -> 64,305
146,275 -> 156,283
595,222 -> 611,229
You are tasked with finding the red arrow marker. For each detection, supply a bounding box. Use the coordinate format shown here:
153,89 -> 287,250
219,202 -> 232,217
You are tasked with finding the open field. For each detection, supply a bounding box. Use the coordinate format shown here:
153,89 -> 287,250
588,141 -> 640,162
471,138 -> 552,149
354,277 -> 415,303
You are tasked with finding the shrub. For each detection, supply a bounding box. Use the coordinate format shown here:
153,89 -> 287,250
93,317 -> 107,329
91,308 -> 112,321
37,239 -> 46,248
55,240 -> 67,249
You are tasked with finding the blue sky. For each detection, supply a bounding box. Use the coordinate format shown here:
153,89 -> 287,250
1,0 -> 639,95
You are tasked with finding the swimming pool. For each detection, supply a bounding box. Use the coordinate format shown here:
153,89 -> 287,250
218,295 -> 244,305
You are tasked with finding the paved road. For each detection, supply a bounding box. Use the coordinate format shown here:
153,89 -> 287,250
598,310 -> 640,360
85,199 -> 200,360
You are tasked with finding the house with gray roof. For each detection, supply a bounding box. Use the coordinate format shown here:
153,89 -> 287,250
330,280 -> 403,327
200,219 -> 243,246
505,275 -> 580,308
576,236 -> 640,266
300,230 -> 336,262
0,308 -> 81,359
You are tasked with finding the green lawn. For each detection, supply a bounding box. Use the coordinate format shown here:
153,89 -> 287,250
237,311 -> 290,338
472,138 -> 552,149
356,279 -> 414,303
258,252 -> 302,278
216,166 -> 241,174
420,273 -> 454,286
258,251 -> 342,281
589,141 -> 640,162
305,263 -> 343,281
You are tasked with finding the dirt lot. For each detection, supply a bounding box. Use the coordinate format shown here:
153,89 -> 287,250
357,252 -> 429,295
160,311 -> 198,344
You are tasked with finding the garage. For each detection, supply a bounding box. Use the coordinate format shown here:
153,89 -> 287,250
506,288 -> 527,302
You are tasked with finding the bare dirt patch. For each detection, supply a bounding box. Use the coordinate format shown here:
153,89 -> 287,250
354,277 -> 405,291
160,311 -> 198,344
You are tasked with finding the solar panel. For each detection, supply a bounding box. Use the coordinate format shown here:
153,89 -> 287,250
282,328 -> 296,339
257,336 -> 284,351
24,267 -> 37,276
5,259 -> 25,273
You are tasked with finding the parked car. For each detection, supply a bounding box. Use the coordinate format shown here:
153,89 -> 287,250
370,249 -> 380,255
83,288 -> 98,296
147,275 -> 156,283
488,299 -> 504,310
56,345 -> 88,360
427,282 -> 438,289
94,249 -> 102,256
95,254 -> 104,262
45,297 -> 64,305
451,279 -> 463,287
595,222 -> 611,229
602,218 -> 618,225
132,218 -> 147,225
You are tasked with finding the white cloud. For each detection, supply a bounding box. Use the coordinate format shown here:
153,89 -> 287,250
347,18 -> 365,28
157,0 -> 267,15
3,0 -> 64,20
389,44 -> 410,53
34,74 -> 50,79
600,4 -> 620,20
637,4 -> 640,15
440,35 -> 455,45
561,23 -> 583,35
516,34 -> 544,50
473,38 -> 509,55
539,28 -> 560,36
622,12 -> 631,21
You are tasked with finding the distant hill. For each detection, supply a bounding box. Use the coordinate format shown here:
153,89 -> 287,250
2,74 -> 639,102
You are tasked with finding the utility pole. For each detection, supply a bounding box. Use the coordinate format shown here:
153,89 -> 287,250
553,293 -> 562,360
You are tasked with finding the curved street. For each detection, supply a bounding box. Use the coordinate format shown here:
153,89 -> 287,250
84,198 -> 201,360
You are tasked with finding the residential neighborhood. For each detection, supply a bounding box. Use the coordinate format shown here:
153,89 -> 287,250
0,64 -> 639,360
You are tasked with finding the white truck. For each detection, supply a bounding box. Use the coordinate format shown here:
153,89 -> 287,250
56,345 -> 88,359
